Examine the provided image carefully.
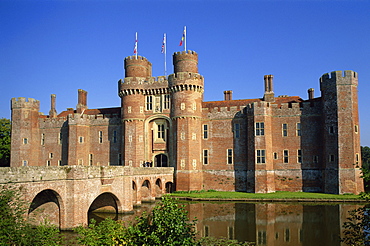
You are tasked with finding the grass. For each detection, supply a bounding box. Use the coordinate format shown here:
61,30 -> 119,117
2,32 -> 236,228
170,190 -> 363,200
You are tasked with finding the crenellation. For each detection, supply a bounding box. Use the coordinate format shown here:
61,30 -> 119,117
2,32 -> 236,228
11,97 -> 40,109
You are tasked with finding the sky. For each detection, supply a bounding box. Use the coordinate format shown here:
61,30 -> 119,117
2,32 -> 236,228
1,0 -> 369,146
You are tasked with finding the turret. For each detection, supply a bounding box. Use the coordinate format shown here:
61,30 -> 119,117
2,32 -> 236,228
169,50 -> 204,191
319,70 -> 362,194
10,97 -> 40,167
124,55 -> 152,78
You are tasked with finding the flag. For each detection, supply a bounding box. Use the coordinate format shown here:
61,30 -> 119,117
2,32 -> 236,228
179,27 -> 185,46
161,33 -> 166,53
133,32 -> 138,55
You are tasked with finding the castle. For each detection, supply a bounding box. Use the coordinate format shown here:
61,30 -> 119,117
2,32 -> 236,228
10,50 -> 363,194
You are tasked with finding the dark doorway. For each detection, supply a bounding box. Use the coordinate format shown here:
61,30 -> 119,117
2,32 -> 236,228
155,154 -> 168,167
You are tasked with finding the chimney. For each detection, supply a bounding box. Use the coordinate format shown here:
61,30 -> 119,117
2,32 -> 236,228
263,75 -> 275,102
224,90 -> 232,101
49,94 -> 57,118
308,88 -> 314,100
76,89 -> 87,113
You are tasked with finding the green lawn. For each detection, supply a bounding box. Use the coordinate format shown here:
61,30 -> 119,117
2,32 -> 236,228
170,190 -> 363,200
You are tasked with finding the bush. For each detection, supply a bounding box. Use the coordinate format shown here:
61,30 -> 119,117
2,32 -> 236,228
0,185 -> 63,246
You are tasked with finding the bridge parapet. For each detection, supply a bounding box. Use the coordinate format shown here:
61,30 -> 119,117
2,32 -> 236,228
0,166 -> 174,184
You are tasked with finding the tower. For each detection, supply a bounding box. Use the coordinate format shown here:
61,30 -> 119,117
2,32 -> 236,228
119,56 -> 151,167
169,51 -> 204,190
320,70 -> 363,194
10,98 -> 40,166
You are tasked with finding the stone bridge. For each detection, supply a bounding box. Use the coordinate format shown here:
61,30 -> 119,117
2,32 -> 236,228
0,166 -> 174,230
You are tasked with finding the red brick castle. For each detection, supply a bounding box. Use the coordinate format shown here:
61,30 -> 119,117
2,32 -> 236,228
10,50 -> 363,194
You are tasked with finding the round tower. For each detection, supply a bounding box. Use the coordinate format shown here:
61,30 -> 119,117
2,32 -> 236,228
173,50 -> 198,73
169,50 -> 204,191
119,56 -> 153,167
124,55 -> 152,78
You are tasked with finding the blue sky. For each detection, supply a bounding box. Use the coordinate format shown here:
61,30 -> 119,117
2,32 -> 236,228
1,0 -> 370,146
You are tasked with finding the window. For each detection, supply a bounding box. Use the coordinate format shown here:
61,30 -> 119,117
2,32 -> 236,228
329,154 -> 335,162
118,154 -> 122,166
227,149 -> 233,165
234,123 -> 240,138
59,132 -> 62,144
285,228 -> 290,242
355,125 -> 359,133
157,124 -> 165,140
329,126 -> 335,134
113,130 -> 117,143
99,131 -> 103,143
256,149 -> 266,164
58,160 -> 62,166
282,123 -> 288,137
180,103 -> 185,110
128,106 -> 132,113
192,102 -> 196,111
274,152 -> 278,160
258,231 -> 267,245
41,133 -> 45,145
89,154 -> 93,166
203,149 -> 209,165
297,149 -> 302,163
46,160 -> 51,166
284,150 -> 289,163
255,122 -> 264,136
228,226 -> 234,240
192,133 -> 196,140
297,123 -> 301,136
203,124 -> 208,139
49,153 -> 53,159
204,226 -> 209,237
79,136 -> 84,143
313,155 -> 319,163
23,138 -> 28,144
146,95 -> 153,110
23,160 -> 28,166
78,159 -> 83,165
164,94 -> 170,109
356,153 -> 360,165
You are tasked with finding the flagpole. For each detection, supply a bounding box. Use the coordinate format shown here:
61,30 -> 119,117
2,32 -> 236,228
135,32 -> 138,59
184,26 -> 187,51
164,33 -> 167,76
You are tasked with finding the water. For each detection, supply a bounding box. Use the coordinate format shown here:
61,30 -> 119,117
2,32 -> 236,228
87,201 -> 361,246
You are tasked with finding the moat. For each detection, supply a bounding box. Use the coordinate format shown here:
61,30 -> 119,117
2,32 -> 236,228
88,201 -> 361,246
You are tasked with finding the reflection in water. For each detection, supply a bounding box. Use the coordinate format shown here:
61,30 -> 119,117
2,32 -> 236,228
185,202 -> 361,246
88,201 -> 361,246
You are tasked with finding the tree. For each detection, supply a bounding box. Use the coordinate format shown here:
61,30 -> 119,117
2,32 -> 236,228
0,185 -> 63,246
126,196 -> 198,246
0,118 -> 11,167
76,196 -> 198,246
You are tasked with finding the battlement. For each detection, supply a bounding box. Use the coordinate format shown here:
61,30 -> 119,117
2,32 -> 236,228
67,113 -> 121,125
320,70 -> 358,83
122,76 -> 168,86
173,50 -> 198,73
168,72 -> 204,83
124,55 -> 151,62
11,97 -> 40,110
124,55 -> 152,78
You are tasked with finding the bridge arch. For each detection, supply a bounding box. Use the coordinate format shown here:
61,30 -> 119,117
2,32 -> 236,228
141,179 -> 152,201
28,189 -> 64,228
88,192 -> 121,223
155,178 -> 162,197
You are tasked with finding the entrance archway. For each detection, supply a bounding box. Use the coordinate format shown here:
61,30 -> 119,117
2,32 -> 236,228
155,154 -> 168,167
